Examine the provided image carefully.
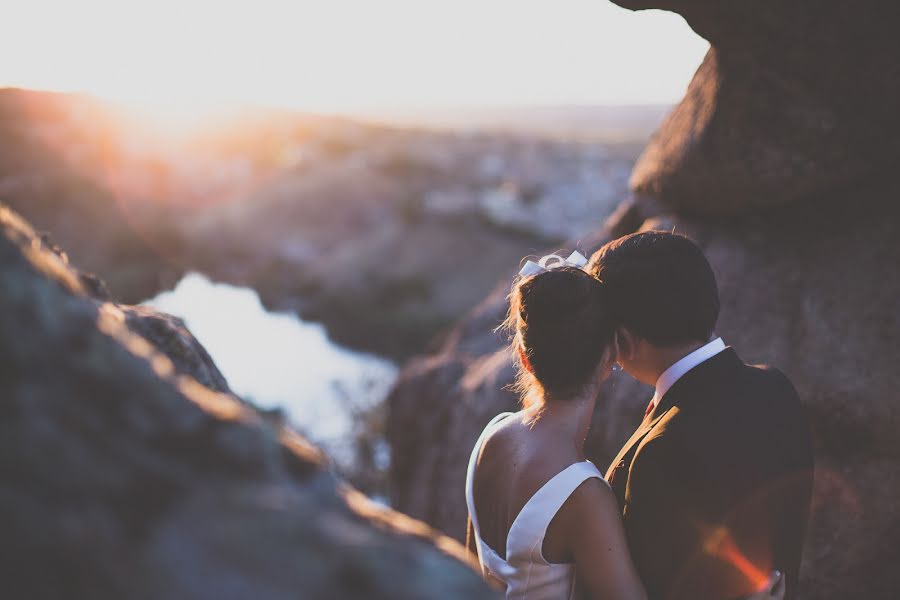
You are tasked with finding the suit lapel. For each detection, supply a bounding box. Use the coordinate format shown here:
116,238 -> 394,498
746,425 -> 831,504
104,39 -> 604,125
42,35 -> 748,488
605,410 -> 650,480
604,348 -> 742,507
605,406 -> 673,503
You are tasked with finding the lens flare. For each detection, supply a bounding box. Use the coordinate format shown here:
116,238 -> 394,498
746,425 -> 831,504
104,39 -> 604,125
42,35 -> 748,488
702,525 -> 770,591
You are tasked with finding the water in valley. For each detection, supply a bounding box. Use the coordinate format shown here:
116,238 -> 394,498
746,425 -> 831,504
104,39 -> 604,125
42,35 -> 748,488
146,272 -> 399,474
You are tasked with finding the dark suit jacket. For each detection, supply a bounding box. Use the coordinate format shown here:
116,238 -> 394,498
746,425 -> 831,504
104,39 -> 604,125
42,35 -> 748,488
605,348 -> 813,600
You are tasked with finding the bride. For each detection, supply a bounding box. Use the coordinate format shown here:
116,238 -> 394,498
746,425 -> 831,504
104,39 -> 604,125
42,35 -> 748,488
465,258 -> 784,599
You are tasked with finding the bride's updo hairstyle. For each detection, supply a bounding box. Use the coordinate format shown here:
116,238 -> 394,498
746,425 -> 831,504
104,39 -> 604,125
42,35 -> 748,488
502,264 -> 615,410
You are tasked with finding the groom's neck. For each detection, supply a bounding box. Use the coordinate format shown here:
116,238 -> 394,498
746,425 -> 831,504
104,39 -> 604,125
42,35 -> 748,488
640,340 -> 708,387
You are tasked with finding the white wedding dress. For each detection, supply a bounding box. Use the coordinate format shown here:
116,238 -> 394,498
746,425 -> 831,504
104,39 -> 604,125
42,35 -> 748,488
465,412 -> 608,600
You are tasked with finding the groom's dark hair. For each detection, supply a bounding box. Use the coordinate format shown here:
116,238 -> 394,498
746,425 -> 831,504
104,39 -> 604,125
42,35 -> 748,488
588,231 -> 719,346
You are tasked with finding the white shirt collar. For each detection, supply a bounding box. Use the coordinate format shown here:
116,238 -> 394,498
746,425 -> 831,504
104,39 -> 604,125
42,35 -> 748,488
651,337 -> 727,408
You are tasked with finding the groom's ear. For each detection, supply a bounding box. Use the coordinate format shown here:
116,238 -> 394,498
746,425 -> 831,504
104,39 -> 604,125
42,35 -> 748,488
615,327 -> 637,361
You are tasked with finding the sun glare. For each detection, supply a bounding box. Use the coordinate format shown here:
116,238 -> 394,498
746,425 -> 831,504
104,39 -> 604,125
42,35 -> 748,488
113,96 -> 244,133
1,0 -> 707,121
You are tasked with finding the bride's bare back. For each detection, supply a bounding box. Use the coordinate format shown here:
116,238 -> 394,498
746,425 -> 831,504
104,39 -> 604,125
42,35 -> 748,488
470,409 -> 647,599
472,412 -> 593,562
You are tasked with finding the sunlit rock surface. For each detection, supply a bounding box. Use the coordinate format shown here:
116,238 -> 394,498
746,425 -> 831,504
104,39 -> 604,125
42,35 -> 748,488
387,3 -> 900,598
0,205 -> 495,599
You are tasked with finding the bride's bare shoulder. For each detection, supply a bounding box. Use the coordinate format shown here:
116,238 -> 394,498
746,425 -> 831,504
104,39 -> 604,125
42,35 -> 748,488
556,475 -> 619,530
544,475 -> 619,565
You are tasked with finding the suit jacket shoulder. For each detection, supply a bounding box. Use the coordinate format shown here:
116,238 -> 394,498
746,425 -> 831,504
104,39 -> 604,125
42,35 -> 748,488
620,350 -> 814,600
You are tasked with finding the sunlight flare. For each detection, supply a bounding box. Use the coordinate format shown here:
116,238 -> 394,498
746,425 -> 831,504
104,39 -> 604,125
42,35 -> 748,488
0,0 -> 707,118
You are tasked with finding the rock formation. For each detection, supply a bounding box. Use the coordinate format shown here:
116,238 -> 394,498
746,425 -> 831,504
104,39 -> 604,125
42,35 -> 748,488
619,0 -> 900,216
0,204 -> 495,599
387,2 -> 900,598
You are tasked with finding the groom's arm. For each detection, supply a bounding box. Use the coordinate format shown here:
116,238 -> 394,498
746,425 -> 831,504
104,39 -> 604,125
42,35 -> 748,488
622,435 -> 701,599
624,433 -> 775,600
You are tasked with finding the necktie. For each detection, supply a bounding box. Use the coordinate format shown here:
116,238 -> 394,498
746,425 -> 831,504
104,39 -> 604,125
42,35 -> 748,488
644,397 -> 656,418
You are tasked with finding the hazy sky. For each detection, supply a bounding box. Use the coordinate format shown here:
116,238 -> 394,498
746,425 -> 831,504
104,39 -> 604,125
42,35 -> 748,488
0,0 -> 708,114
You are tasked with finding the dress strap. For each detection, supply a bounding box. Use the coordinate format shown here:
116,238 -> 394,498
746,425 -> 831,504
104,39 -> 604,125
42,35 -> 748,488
506,461 -> 607,564
466,412 -> 515,542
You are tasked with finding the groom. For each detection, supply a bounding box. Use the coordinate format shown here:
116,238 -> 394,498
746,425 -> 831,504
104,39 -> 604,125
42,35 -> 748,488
588,231 -> 813,600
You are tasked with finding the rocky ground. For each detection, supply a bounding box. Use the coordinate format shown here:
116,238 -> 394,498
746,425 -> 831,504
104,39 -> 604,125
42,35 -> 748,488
387,1 -> 900,599
0,203 -> 497,599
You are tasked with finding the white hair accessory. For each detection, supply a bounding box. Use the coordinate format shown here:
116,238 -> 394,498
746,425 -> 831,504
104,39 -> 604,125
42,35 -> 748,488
518,250 -> 588,278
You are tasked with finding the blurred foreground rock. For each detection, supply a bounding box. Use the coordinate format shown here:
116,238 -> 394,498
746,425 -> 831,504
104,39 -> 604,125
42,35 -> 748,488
0,204 -> 495,599
387,2 -> 900,598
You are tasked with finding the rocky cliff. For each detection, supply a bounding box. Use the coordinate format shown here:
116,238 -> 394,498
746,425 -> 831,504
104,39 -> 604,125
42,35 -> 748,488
386,2 -> 900,598
0,204 -> 496,599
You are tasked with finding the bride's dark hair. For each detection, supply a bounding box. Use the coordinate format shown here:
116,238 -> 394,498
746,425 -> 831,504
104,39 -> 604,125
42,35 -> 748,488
501,265 -> 616,411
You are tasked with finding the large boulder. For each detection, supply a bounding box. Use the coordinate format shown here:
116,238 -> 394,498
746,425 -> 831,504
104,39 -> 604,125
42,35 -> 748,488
386,2 -> 900,598
0,204 -> 496,600
617,1 -> 900,215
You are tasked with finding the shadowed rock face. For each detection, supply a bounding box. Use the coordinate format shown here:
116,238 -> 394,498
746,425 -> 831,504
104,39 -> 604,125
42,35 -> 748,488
615,0 -> 900,215
0,205 -> 496,600
387,3 -> 900,598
